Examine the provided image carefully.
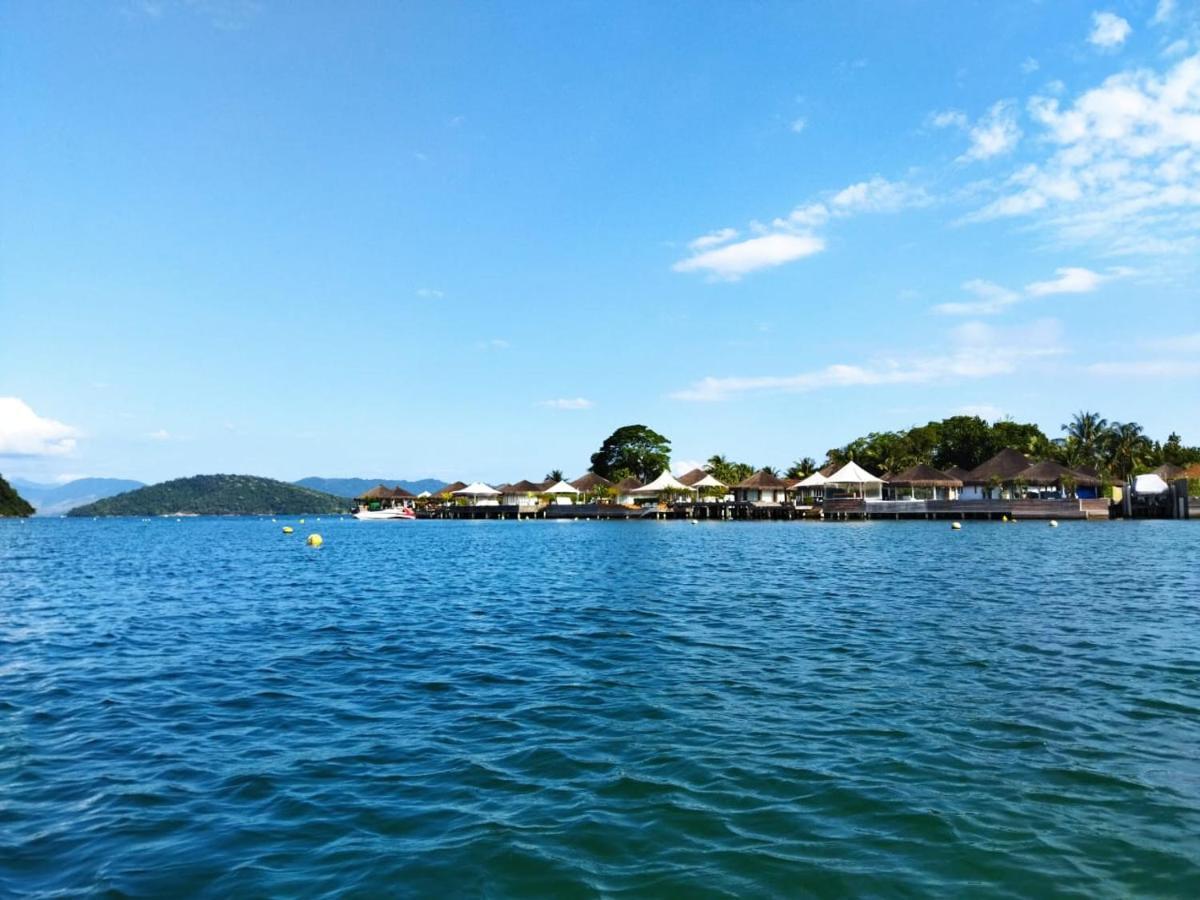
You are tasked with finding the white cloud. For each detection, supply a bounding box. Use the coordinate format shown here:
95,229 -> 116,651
1025,266 -> 1108,295
1152,0 -> 1175,27
688,227 -> 739,251
674,176 -> 924,278
672,233 -> 825,280
670,320 -> 1064,401
476,338 -> 510,350
933,279 -> 1021,316
537,398 -> 594,410
930,109 -> 969,129
1146,331 -> 1200,352
790,117 -> 807,134
1021,57 -> 1041,75
960,101 -> 1022,161
147,429 -> 171,441
416,288 -> 444,299
0,398 -> 79,456
968,53 -> 1200,255
1090,12 -> 1133,49
672,459 -> 705,476
1088,360 -> 1200,376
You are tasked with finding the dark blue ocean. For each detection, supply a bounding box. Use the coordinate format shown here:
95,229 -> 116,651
2,517 -> 1199,897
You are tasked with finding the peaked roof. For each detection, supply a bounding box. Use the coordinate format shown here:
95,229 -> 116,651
964,448 -> 1031,483
676,467 -> 710,486
439,481 -> 468,495
1018,460 -> 1101,486
570,472 -> 613,491
735,469 -> 790,489
390,485 -> 416,499
1154,463 -> 1187,480
825,461 -> 883,484
819,461 -> 841,477
358,484 -> 394,500
691,472 -> 727,489
453,481 -> 500,495
943,465 -> 972,481
503,479 -> 543,493
887,463 -> 962,487
633,470 -> 694,492
543,480 -> 580,494
796,471 -> 827,487
613,476 -> 644,492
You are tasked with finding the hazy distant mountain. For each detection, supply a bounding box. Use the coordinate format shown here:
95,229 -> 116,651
10,477 -> 145,516
0,474 -> 35,517
68,474 -> 348,517
294,477 -> 447,498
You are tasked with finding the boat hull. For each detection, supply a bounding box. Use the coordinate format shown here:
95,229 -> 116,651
353,508 -> 416,520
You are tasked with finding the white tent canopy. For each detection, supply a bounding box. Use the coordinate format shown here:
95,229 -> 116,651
826,461 -> 883,484
417,491 -> 432,498
453,482 -> 501,496
796,471 -> 827,487
543,480 -> 581,494
690,473 -> 726,489
1133,473 -> 1169,494
632,471 -> 695,493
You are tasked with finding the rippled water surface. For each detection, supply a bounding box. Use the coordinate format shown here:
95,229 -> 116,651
2,517 -> 1199,897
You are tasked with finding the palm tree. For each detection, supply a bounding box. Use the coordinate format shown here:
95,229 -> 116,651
545,469 -> 565,482
1062,411 -> 1108,466
786,457 -> 817,479
1103,421 -> 1153,481
760,465 -> 780,477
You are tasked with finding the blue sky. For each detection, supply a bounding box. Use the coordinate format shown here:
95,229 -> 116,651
2,0 -> 1198,484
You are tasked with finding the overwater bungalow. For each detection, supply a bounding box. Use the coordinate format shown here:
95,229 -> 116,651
356,484 -> 413,510
733,469 -> 790,504
793,470 -> 827,503
543,480 -> 581,505
1015,460 -> 1101,499
570,472 -> 613,500
452,482 -> 502,506
943,465 -> 971,483
823,461 -> 884,500
679,468 -> 729,500
613,476 -> 644,505
883,464 -> 962,501
960,449 -> 1032,500
500,479 -> 544,508
632,471 -> 695,503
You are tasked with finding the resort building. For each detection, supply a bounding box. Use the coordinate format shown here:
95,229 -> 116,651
452,482 -> 502,506
733,469 -> 790,504
960,449 -> 1032,500
543,480 -> 581,505
632,470 -> 695,503
882,464 -> 962,501
679,468 -> 729,501
613,476 -> 644,505
355,484 -> 415,510
570,472 -> 613,501
1014,460 -> 1101,499
500,480 -> 545,508
793,470 -> 827,504
823,461 -> 884,500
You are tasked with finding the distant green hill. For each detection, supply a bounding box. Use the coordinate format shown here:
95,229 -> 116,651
0,474 -> 35,517
68,474 -> 348,517
295,477 -> 447,498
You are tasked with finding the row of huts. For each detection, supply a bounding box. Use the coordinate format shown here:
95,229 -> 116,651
355,448 -> 1112,509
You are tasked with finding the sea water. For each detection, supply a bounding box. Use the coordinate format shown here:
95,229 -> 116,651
1,517 -> 1198,896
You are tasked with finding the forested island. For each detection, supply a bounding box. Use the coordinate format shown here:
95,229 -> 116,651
67,475 -> 348,517
0,474 -> 36,517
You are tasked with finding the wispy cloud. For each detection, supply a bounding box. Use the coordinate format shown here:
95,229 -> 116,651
147,429 -> 171,441
1152,0 -> 1175,26
537,398 -> 594,410
673,176 -> 926,279
0,398 -> 79,457
476,338 -> 510,350
1089,12 -> 1132,49
1088,360 -> 1200,377
965,52 -> 1200,256
416,288 -> 445,299
1021,57 -> 1040,75
670,320 -> 1064,401
935,266 -> 1130,315
790,117 -> 807,134
959,101 -> 1022,161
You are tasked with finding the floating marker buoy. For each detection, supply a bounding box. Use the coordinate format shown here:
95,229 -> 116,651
282,526 -> 294,534
1001,515 -> 1008,523
691,519 -> 699,525
1049,520 -> 1058,527
299,519 -> 305,524
306,533 -> 322,547
951,521 -> 962,530
1010,517 -> 1017,524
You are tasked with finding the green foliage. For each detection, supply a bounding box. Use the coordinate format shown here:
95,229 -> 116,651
705,455 -> 754,485
589,425 -> 671,483
0,474 -> 35,517
786,457 -> 817,479
545,469 -> 565,482
67,474 -> 348,517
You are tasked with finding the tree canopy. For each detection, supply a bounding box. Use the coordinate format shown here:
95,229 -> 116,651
589,425 -> 671,483
0,474 -> 35,517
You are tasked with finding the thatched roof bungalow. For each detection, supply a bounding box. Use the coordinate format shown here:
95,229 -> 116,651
613,476 -> 644,505
733,469 -> 790,504
570,472 -> 613,497
960,449 -> 1032,500
883,464 -> 962,500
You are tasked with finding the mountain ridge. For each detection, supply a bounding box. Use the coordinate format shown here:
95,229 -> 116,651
11,477 -> 145,516
294,477 -> 447,498
68,474 -> 348,517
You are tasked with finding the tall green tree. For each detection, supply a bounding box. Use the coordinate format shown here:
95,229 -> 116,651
931,416 -> 994,470
705,455 -> 754,485
1103,421 -> 1153,480
1061,411 -> 1108,466
544,469 -> 565,482
786,457 -> 817,479
590,425 -> 671,483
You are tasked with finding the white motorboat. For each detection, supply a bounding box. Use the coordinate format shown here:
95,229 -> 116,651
353,506 -> 416,520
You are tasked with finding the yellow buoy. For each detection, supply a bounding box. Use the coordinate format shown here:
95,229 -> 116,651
282,526 -> 294,534
951,521 -> 962,530
1001,515 -> 1008,523
306,533 -> 323,547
